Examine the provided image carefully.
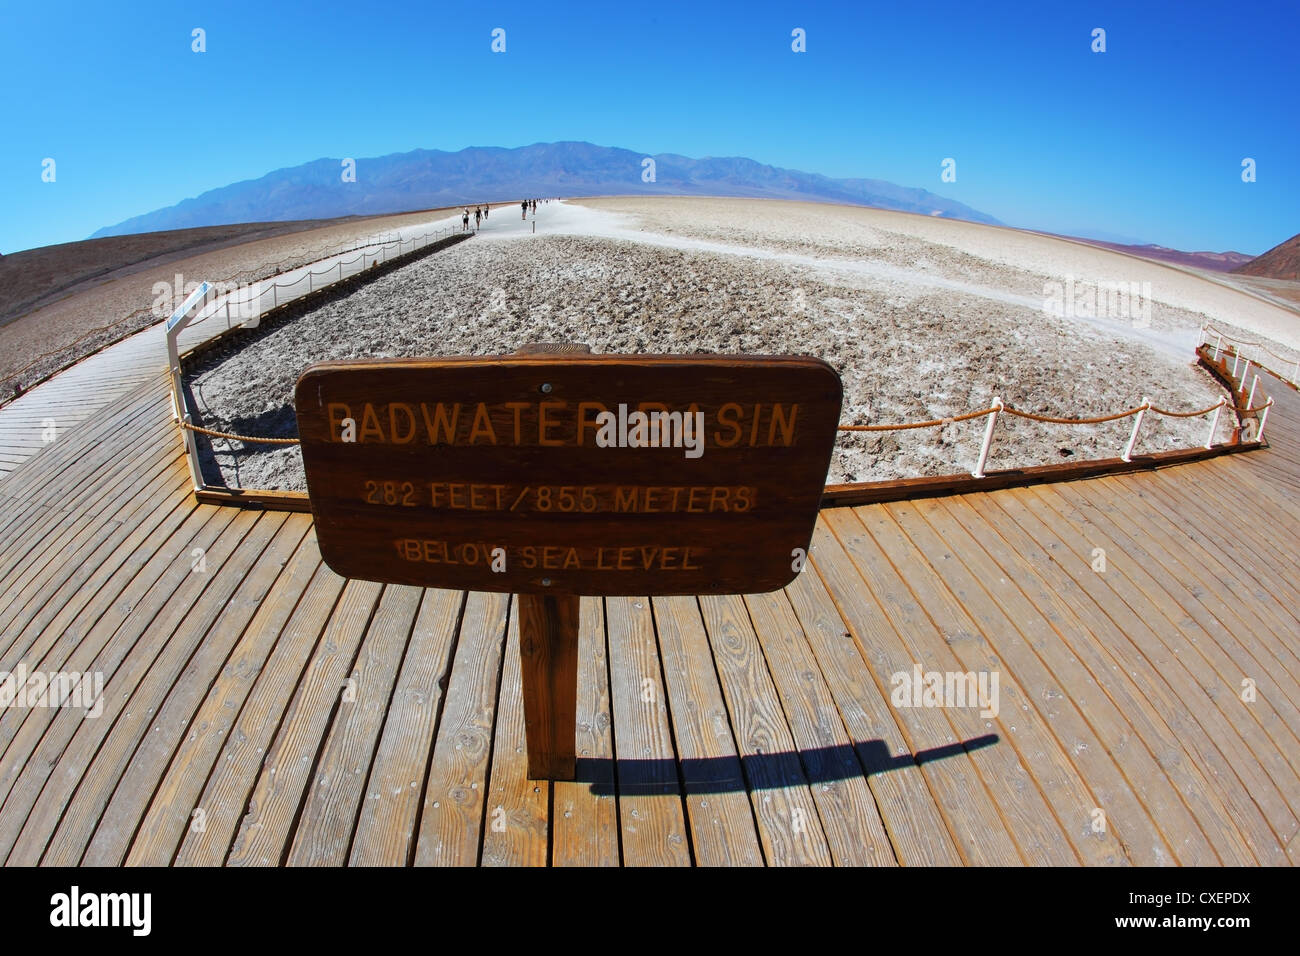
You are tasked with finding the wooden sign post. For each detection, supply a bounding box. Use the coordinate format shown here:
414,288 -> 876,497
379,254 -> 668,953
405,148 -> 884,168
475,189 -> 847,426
295,346 -> 842,779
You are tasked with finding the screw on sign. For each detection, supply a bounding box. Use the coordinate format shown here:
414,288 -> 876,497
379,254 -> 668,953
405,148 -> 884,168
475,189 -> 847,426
294,344 -> 843,778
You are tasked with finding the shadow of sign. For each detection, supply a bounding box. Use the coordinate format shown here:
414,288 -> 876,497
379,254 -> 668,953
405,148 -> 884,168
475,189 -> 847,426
579,734 -> 999,796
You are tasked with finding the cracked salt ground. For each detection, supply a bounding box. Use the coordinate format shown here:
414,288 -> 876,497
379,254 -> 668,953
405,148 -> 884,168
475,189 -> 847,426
189,199 -> 1233,491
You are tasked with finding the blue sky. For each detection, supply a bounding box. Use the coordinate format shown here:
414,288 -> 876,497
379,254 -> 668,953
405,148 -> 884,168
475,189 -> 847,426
2,0 -> 1296,254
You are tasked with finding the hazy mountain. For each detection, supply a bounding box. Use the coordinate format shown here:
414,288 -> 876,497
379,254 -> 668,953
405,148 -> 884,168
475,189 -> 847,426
1232,231 -> 1300,281
91,141 -> 999,237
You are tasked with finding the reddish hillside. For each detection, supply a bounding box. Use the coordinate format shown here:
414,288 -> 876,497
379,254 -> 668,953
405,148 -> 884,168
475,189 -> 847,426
1068,238 -> 1252,272
1233,232 -> 1300,280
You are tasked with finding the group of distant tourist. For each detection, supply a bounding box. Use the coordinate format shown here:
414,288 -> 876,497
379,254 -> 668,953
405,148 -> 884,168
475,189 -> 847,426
461,204 -> 490,232
459,198 -> 549,232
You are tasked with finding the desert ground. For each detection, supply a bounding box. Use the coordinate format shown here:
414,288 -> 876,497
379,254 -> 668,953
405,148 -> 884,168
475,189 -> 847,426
182,197 -> 1297,491
0,204 -> 480,394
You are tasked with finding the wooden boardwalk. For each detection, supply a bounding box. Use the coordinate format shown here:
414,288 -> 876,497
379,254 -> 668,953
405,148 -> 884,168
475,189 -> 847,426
0,328 -> 164,481
1,364 -> 1297,866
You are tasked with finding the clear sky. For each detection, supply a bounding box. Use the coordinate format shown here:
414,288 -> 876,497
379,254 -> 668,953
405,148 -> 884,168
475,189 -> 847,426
2,0 -> 1296,255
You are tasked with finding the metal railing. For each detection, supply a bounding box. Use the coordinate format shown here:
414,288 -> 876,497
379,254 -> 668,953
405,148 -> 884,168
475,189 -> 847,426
1,222 -> 467,404
167,220 -> 466,489
175,223 -> 463,339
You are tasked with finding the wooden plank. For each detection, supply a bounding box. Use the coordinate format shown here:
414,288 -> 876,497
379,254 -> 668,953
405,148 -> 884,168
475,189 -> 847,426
698,593 -> 833,866
1034,482 -> 1300,782
348,588 -> 465,866
0,448 -> 189,660
896,497 -> 1171,865
873,502 -> 1107,868
1021,483 -> 1300,829
0,383 -> 161,502
481,610 -> 550,866
929,494 -> 1250,864
1130,466 -> 1300,671
518,593 -> 579,779
413,591 -> 511,866
0,505 -> 234,837
286,584 -> 423,866
1068,476 -> 1300,713
783,546 -> 962,865
0,381 -> 168,511
1152,462 -> 1300,641
224,577 -> 384,866
604,595 -> 691,866
551,596 -> 619,867
742,588 -> 897,865
1,392 -> 178,538
0,416 -> 182,595
651,595 -> 764,866
196,487 -> 312,512
33,511 -> 290,865
0,480 -> 194,697
980,489 -> 1291,863
811,513 -> 1022,864
820,444 -> 1254,509
82,514 -> 313,866
0,506 -> 253,862
167,557 -> 348,866
122,537 -> 330,865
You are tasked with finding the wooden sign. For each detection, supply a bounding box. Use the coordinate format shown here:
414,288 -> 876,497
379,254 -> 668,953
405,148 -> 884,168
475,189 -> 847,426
294,353 -> 842,596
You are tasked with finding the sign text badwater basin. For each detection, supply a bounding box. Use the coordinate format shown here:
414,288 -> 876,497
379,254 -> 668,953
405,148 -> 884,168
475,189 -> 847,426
294,354 -> 843,595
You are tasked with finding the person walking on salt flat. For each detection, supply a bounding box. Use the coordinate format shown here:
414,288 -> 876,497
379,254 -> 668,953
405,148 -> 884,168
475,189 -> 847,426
474,207 -> 482,230
521,199 -> 528,220
462,209 -> 469,232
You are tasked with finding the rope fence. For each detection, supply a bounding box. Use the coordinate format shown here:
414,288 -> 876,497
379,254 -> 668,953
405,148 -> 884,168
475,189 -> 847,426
1204,323 -> 1300,386
167,262 -> 1280,489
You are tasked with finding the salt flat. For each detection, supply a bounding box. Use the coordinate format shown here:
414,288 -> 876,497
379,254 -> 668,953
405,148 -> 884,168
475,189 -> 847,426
187,197 -> 1280,490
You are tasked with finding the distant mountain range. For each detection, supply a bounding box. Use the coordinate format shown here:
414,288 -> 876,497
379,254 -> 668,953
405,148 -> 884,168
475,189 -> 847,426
91,141 -> 1000,238
1068,238 -> 1254,273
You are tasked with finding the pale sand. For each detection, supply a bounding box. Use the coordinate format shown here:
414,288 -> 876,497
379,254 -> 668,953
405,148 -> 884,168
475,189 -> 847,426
578,197 -> 1300,354
188,197 -> 1249,491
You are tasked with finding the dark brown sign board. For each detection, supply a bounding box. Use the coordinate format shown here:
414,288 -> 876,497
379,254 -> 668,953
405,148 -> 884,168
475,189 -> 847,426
295,350 -> 842,780
294,353 -> 843,596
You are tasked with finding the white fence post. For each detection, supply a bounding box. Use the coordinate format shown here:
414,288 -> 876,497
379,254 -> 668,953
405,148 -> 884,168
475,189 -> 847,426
1122,397 -> 1150,462
1213,336 -> 1222,361
1241,359 -> 1251,389
1248,374 -> 1259,410
1257,398 -> 1274,442
972,398 -> 1002,479
181,414 -> 203,492
1205,399 -> 1224,449
1232,352 -> 1241,377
